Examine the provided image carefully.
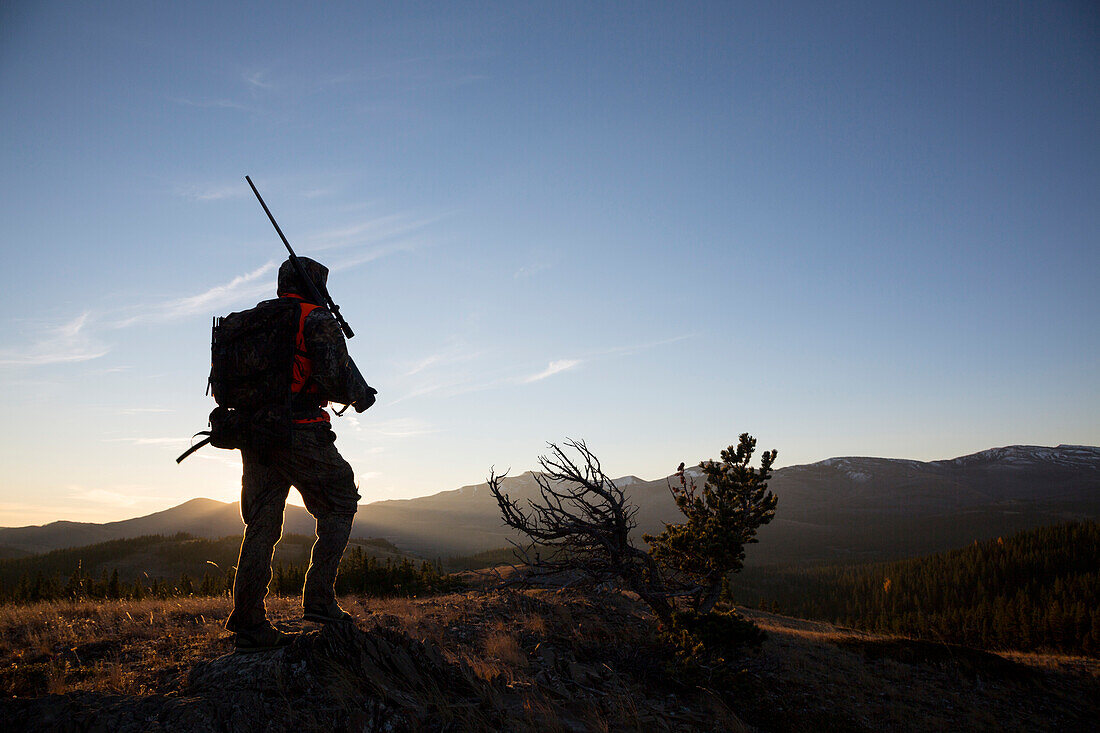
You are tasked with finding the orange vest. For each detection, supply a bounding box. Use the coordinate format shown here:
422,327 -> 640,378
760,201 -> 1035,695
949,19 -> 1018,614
281,294 -> 329,424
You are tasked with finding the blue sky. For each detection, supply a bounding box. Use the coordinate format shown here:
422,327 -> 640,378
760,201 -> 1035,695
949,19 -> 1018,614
1,1 -> 1097,526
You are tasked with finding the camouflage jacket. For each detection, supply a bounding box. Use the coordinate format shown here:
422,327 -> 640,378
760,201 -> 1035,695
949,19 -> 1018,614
294,305 -> 372,419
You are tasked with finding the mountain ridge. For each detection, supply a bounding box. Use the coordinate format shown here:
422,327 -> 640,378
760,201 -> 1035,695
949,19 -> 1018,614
2,444 -> 1097,562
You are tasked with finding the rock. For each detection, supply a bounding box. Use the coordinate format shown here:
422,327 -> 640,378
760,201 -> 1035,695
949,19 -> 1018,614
536,643 -> 556,668
568,661 -> 592,685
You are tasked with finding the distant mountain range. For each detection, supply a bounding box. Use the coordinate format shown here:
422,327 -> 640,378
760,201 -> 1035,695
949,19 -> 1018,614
755,443 -> 1099,563
1,444 -> 1096,565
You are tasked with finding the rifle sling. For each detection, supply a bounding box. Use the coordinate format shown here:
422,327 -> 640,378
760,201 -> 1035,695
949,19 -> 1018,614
176,433 -> 212,464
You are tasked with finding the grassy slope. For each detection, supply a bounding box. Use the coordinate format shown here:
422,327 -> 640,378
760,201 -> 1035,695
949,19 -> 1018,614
0,590 -> 1095,731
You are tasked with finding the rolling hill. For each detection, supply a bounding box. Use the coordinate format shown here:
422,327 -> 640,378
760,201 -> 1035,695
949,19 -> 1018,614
1,444 -> 1096,564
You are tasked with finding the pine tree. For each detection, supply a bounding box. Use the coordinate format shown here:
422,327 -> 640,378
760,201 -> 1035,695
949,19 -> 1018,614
107,569 -> 121,599
65,561 -> 86,600
200,571 -> 218,597
645,433 -> 778,613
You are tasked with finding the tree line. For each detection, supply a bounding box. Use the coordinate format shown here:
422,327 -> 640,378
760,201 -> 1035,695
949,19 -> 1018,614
0,563 -> 235,603
735,520 -> 1100,656
0,535 -> 460,604
271,546 -> 464,598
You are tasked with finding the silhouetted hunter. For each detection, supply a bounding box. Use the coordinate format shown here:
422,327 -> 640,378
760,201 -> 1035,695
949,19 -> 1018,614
180,179 -> 376,653
234,258 -> 375,652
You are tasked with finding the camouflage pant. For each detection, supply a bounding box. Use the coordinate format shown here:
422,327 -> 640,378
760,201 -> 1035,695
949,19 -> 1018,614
225,424 -> 360,632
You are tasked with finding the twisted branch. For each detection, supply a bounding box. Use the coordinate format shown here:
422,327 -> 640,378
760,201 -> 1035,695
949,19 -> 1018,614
488,439 -> 678,622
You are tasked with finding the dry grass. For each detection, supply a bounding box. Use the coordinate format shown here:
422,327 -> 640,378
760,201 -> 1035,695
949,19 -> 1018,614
482,624 -> 527,668
0,596 -> 240,696
519,612 -> 547,635
1,592 -> 1095,732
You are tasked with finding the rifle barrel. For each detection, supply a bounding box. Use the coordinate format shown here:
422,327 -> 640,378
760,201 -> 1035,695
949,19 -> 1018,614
244,175 -> 371,412
245,175 -> 355,339
245,176 -> 296,260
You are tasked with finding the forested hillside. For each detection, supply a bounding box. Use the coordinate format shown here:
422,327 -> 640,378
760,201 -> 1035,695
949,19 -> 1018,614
0,533 -> 415,603
735,521 -> 1100,655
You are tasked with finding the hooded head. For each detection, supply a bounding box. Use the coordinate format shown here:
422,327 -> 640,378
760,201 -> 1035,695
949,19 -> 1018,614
277,257 -> 329,301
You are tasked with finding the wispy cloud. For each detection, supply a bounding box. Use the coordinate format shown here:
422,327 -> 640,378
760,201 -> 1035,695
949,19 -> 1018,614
318,73 -> 353,88
513,334 -> 692,384
166,96 -> 250,112
107,213 -> 425,332
514,334 -> 692,384
243,70 -> 275,91
114,261 -> 278,327
172,175 -> 299,203
69,488 -> 144,507
406,354 -> 442,376
193,452 -> 242,467
404,345 -> 484,376
0,312 -> 109,366
386,370 -> 511,405
593,334 -> 694,358
391,334 -> 694,404
522,359 -> 582,383
514,262 -> 552,279
306,214 -> 437,252
177,182 -> 250,201
65,484 -> 167,508
103,437 -> 187,446
330,240 -> 422,272
363,418 -> 438,439
164,261 -> 278,315
387,380 -> 458,405
386,381 -> 455,405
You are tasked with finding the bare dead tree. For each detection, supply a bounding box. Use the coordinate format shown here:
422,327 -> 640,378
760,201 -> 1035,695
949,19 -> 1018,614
488,439 -> 675,624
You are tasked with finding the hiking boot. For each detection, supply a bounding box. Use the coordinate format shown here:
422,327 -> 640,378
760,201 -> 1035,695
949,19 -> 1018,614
302,601 -> 354,624
233,624 -> 295,653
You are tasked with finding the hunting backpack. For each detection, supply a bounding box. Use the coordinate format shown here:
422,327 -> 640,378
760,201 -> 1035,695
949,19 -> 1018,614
177,297 -> 312,464
208,298 -> 301,410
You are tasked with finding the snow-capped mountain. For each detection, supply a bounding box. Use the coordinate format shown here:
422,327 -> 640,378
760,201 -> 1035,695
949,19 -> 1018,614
944,444 -> 1100,469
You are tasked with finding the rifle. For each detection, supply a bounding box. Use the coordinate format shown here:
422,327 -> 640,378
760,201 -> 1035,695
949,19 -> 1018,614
245,175 -> 374,415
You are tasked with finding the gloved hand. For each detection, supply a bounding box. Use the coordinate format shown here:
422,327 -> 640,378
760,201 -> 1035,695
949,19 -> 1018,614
354,386 -> 378,413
